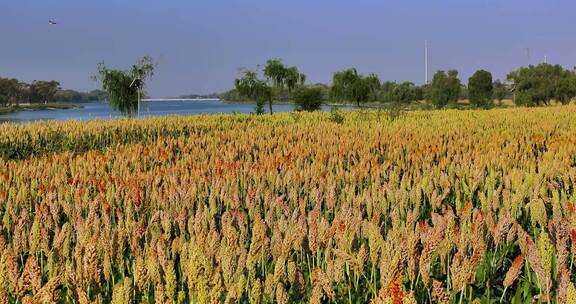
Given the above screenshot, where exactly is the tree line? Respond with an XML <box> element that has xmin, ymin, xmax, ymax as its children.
<box><xmin>233</xmin><ymin>59</ymin><xmax>306</xmax><ymax>114</ymax></box>
<box><xmin>6</xmin><ymin>58</ymin><xmax>575</xmax><ymax>115</ymax></box>
<box><xmin>227</xmin><ymin>60</ymin><xmax>576</xmax><ymax>112</ymax></box>
<box><xmin>0</xmin><ymin>77</ymin><xmax>107</xmax><ymax>107</ymax></box>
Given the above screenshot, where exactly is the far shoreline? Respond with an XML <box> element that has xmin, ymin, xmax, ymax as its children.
<box><xmin>0</xmin><ymin>102</ymin><xmax>82</xmax><ymax>114</ymax></box>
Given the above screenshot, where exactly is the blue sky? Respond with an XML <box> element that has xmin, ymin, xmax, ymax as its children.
<box><xmin>1</xmin><ymin>0</ymin><xmax>574</xmax><ymax>97</ymax></box>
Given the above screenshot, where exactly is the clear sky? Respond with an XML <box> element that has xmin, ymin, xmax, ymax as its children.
<box><xmin>1</xmin><ymin>0</ymin><xmax>574</xmax><ymax>97</ymax></box>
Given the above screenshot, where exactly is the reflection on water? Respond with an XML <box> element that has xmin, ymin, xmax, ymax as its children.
<box><xmin>0</xmin><ymin>100</ymin><xmax>352</xmax><ymax>123</ymax></box>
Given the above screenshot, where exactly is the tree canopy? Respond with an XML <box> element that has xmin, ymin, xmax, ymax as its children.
<box><xmin>330</xmin><ymin>68</ymin><xmax>380</xmax><ymax>106</ymax></box>
<box><xmin>468</xmin><ymin>70</ymin><xmax>493</xmax><ymax>108</ymax></box>
<box><xmin>29</xmin><ymin>81</ymin><xmax>61</xmax><ymax>104</ymax></box>
<box><xmin>227</xmin><ymin>63</ymin><xmax>576</xmax><ymax>109</ymax></box>
<box><xmin>95</xmin><ymin>56</ymin><xmax>155</xmax><ymax>116</ymax></box>
<box><xmin>234</xmin><ymin>59</ymin><xmax>306</xmax><ymax>114</ymax></box>
<box><xmin>234</xmin><ymin>69</ymin><xmax>271</xmax><ymax>114</ymax></box>
<box><xmin>0</xmin><ymin>79</ymin><xmax>61</xmax><ymax>106</ymax></box>
<box><xmin>0</xmin><ymin>78</ymin><xmax>21</xmax><ymax>106</ymax></box>
<box><xmin>428</xmin><ymin>70</ymin><xmax>461</xmax><ymax>108</ymax></box>
<box><xmin>507</xmin><ymin>63</ymin><xmax>576</xmax><ymax>106</ymax></box>
<box><xmin>492</xmin><ymin>80</ymin><xmax>509</xmax><ymax>103</ymax></box>
<box><xmin>0</xmin><ymin>76</ymin><xmax>104</xmax><ymax>107</ymax></box>
<box><xmin>392</xmin><ymin>82</ymin><xmax>420</xmax><ymax>104</ymax></box>
<box><xmin>293</xmin><ymin>86</ymin><xmax>323</xmax><ymax>112</ymax></box>
<box><xmin>262</xmin><ymin>59</ymin><xmax>305</xmax><ymax>114</ymax></box>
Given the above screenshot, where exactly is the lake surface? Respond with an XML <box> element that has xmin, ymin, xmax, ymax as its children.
<box><xmin>0</xmin><ymin>100</ymin><xmax>353</xmax><ymax>123</ymax></box>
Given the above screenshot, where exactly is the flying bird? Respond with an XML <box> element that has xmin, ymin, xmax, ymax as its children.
<box><xmin>49</xmin><ymin>20</ymin><xmax>57</xmax><ymax>25</ymax></box>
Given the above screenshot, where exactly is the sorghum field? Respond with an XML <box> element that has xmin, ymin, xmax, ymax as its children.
<box><xmin>1</xmin><ymin>107</ymin><xmax>576</xmax><ymax>304</ymax></box>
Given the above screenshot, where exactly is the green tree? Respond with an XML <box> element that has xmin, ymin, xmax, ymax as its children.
<box><xmin>379</xmin><ymin>81</ymin><xmax>396</xmax><ymax>103</ymax></box>
<box><xmin>16</xmin><ymin>81</ymin><xmax>30</xmax><ymax>105</ymax></box>
<box><xmin>391</xmin><ymin>81</ymin><xmax>418</xmax><ymax>103</ymax></box>
<box><xmin>234</xmin><ymin>69</ymin><xmax>271</xmax><ymax>114</ymax></box>
<box><xmin>53</xmin><ymin>89</ymin><xmax>107</xmax><ymax>103</ymax></box>
<box><xmin>428</xmin><ymin>70</ymin><xmax>461</xmax><ymax>108</ymax></box>
<box><xmin>364</xmin><ymin>74</ymin><xmax>381</xmax><ymax>102</ymax></box>
<box><xmin>330</xmin><ymin>68</ymin><xmax>380</xmax><ymax>107</ymax></box>
<box><xmin>55</xmin><ymin>90</ymin><xmax>83</xmax><ymax>103</ymax></box>
<box><xmin>507</xmin><ymin>63</ymin><xmax>576</xmax><ymax>106</ymax></box>
<box><xmin>293</xmin><ymin>86</ymin><xmax>323</xmax><ymax>111</ymax></box>
<box><xmin>219</xmin><ymin>89</ymin><xmax>250</xmax><ymax>102</ymax></box>
<box><xmin>468</xmin><ymin>70</ymin><xmax>494</xmax><ymax>108</ymax></box>
<box><xmin>492</xmin><ymin>80</ymin><xmax>509</xmax><ymax>104</ymax></box>
<box><xmin>94</xmin><ymin>56</ymin><xmax>155</xmax><ymax>116</ymax></box>
<box><xmin>263</xmin><ymin>59</ymin><xmax>286</xmax><ymax>89</ymax></box>
<box><xmin>29</xmin><ymin>80</ymin><xmax>61</xmax><ymax>104</ymax></box>
<box><xmin>85</xmin><ymin>90</ymin><xmax>108</xmax><ymax>102</ymax></box>
<box><xmin>263</xmin><ymin>59</ymin><xmax>306</xmax><ymax>114</ymax></box>
<box><xmin>446</xmin><ymin>70</ymin><xmax>462</xmax><ymax>102</ymax></box>
<box><xmin>413</xmin><ymin>85</ymin><xmax>424</xmax><ymax>101</ymax></box>
<box><xmin>459</xmin><ymin>84</ymin><xmax>468</xmax><ymax>101</ymax></box>
<box><xmin>0</xmin><ymin>78</ymin><xmax>21</xmax><ymax>106</ymax></box>
<box><xmin>284</xmin><ymin>66</ymin><xmax>306</xmax><ymax>93</ymax></box>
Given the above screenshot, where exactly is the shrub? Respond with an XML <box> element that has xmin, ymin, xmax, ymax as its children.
<box><xmin>328</xmin><ymin>106</ymin><xmax>345</xmax><ymax>123</ymax></box>
<box><xmin>293</xmin><ymin>86</ymin><xmax>324</xmax><ymax>112</ymax></box>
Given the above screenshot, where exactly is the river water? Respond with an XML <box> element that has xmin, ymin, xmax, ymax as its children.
<box><xmin>0</xmin><ymin>100</ymin><xmax>352</xmax><ymax>123</ymax></box>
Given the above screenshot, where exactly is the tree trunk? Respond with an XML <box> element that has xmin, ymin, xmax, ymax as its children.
<box><xmin>269</xmin><ymin>99</ymin><xmax>273</xmax><ymax>114</ymax></box>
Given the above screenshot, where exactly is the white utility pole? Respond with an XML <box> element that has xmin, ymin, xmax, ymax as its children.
<box><xmin>425</xmin><ymin>40</ymin><xmax>429</xmax><ymax>84</ymax></box>
<box><xmin>544</xmin><ymin>55</ymin><xmax>548</xmax><ymax>64</ymax></box>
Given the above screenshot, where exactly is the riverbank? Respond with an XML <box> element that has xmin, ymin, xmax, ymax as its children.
<box><xmin>0</xmin><ymin>102</ymin><xmax>81</xmax><ymax>114</ymax></box>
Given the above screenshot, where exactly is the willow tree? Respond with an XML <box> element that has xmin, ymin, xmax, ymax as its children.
<box><xmin>284</xmin><ymin>66</ymin><xmax>306</xmax><ymax>92</ymax></box>
<box><xmin>94</xmin><ymin>56</ymin><xmax>155</xmax><ymax>117</ymax></box>
<box><xmin>263</xmin><ymin>59</ymin><xmax>286</xmax><ymax>89</ymax></box>
<box><xmin>330</xmin><ymin>68</ymin><xmax>380</xmax><ymax>107</ymax></box>
<box><xmin>234</xmin><ymin>68</ymin><xmax>271</xmax><ymax>114</ymax></box>
<box><xmin>263</xmin><ymin>59</ymin><xmax>306</xmax><ymax>114</ymax></box>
